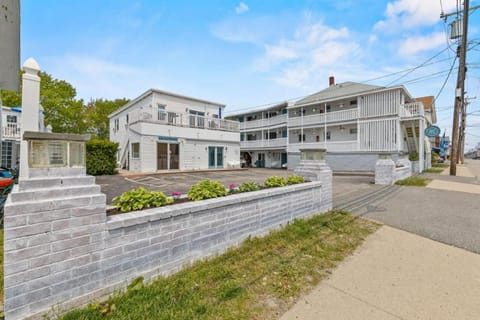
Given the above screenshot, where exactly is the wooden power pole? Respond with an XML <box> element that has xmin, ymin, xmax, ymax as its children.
<box><xmin>450</xmin><ymin>0</ymin><xmax>469</xmax><ymax>176</ymax></box>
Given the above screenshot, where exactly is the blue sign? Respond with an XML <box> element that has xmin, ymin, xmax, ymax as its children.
<box><xmin>158</xmin><ymin>136</ymin><xmax>178</xmax><ymax>142</ymax></box>
<box><xmin>424</xmin><ymin>125</ymin><xmax>441</xmax><ymax>138</ymax></box>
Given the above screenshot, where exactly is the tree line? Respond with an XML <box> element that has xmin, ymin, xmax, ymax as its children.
<box><xmin>0</xmin><ymin>71</ymin><xmax>129</xmax><ymax>140</ymax></box>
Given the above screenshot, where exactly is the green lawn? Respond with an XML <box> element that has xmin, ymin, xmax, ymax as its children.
<box><xmin>61</xmin><ymin>212</ymin><xmax>379</xmax><ymax>320</ymax></box>
<box><xmin>432</xmin><ymin>163</ymin><xmax>449</xmax><ymax>168</ymax></box>
<box><xmin>424</xmin><ymin>168</ymin><xmax>445</xmax><ymax>174</ymax></box>
<box><xmin>395</xmin><ymin>176</ymin><xmax>431</xmax><ymax>187</ymax></box>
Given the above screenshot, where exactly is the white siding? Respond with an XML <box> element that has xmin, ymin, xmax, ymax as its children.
<box><xmin>140</xmin><ymin>136</ymin><xmax>157</xmax><ymax>172</ymax></box>
<box><xmin>359</xmin><ymin>90</ymin><xmax>400</xmax><ymax>118</ymax></box>
<box><xmin>359</xmin><ymin>118</ymin><xmax>398</xmax><ymax>151</ymax></box>
<box><xmin>181</xmin><ymin>140</ymin><xmax>240</xmax><ymax>170</ymax></box>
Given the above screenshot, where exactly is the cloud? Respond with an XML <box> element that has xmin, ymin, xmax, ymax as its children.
<box><xmin>235</xmin><ymin>2</ymin><xmax>249</xmax><ymax>14</ymax></box>
<box><xmin>374</xmin><ymin>0</ymin><xmax>457</xmax><ymax>32</ymax></box>
<box><xmin>211</xmin><ymin>15</ymin><xmax>281</xmax><ymax>44</ymax></box>
<box><xmin>398</xmin><ymin>32</ymin><xmax>446</xmax><ymax>55</ymax></box>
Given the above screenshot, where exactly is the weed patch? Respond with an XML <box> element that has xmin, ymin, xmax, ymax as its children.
<box><xmin>395</xmin><ymin>176</ymin><xmax>430</xmax><ymax>187</ymax></box>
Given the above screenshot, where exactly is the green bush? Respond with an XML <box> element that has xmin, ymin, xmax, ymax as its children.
<box><xmin>408</xmin><ymin>152</ymin><xmax>419</xmax><ymax>161</ymax></box>
<box><xmin>112</xmin><ymin>187</ymin><xmax>173</xmax><ymax>212</ymax></box>
<box><xmin>264</xmin><ymin>176</ymin><xmax>287</xmax><ymax>188</ymax></box>
<box><xmin>86</xmin><ymin>139</ymin><xmax>119</xmax><ymax>175</ymax></box>
<box><xmin>238</xmin><ymin>181</ymin><xmax>261</xmax><ymax>192</ymax></box>
<box><xmin>188</xmin><ymin>180</ymin><xmax>227</xmax><ymax>201</ymax></box>
<box><xmin>286</xmin><ymin>175</ymin><xmax>305</xmax><ymax>185</ymax></box>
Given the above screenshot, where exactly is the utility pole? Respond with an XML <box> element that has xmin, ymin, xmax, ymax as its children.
<box><xmin>449</xmin><ymin>0</ymin><xmax>469</xmax><ymax>176</ymax></box>
<box><xmin>458</xmin><ymin>96</ymin><xmax>475</xmax><ymax>164</ymax></box>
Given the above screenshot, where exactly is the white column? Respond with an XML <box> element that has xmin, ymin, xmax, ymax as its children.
<box><xmin>19</xmin><ymin>58</ymin><xmax>41</xmax><ymax>178</ymax></box>
<box><xmin>419</xmin><ymin>119</ymin><xmax>425</xmax><ymax>172</ymax></box>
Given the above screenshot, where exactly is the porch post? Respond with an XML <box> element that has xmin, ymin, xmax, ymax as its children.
<box><xmin>419</xmin><ymin>119</ymin><xmax>425</xmax><ymax>172</ymax></box>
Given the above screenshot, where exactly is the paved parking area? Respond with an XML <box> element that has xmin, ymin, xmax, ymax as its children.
<box><xmin>95</xmin><ymin>169</ymin><xmax>375</xmax><ymax>204</ymax></box>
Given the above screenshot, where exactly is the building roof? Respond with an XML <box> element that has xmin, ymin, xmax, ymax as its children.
<box><xmin>109</xmin><ymin>88</ymin><xmax>226</xmax><ymax>118</ymax></box>
<box><xmin>225</xmin><ymin>101</ymin><xmax>289</xmax><ymax>118</ymax></box>
<box><xmin>294</xmin><ymin>82</ymin><xmax>385</xmax><ymax>106</ymax></box>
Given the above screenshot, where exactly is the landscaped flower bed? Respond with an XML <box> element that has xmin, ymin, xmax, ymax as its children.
<box><xmin>107</xmin><ymin>175</ymin><xmax>306</xmax><ymax>215</ymax></box>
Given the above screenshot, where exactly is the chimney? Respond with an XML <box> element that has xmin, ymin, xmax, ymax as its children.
<box><xmin>329</xmin><ymin>76</ymin><xmax>335</xmax><ymax>87</ymax></box>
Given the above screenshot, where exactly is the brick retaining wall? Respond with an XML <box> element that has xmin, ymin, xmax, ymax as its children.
<box><xmin>4</xmin><ymin>178</ymin><xmax>330</xmax><ymax>319</ymax></box>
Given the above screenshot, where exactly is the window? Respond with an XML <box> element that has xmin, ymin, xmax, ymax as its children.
<box><xmin>350</xmin><ymin>100</ymin><xmax>357</xmax><ymax>105</ymax></box>
<box><xmin>326</xmin><ymin>105</ymin><xmax>331</xmax><ymax>112</ymax></box>
<box><xmin>131</xmin><ymin>143</ymin><xmax>140</xmax><ymax>159</ymax></box>
<box><xmin>298</xmin><ymin>134</ymin><xmax>306</xmax><ymax>142</ymax></box>
<box><xmin>350</xmin><ymin>128</ymin><xmax>358</xmax><ymax>134</ymax></box>
<box><xmin>326</xmin><ymin>131</ymin><xmax>331</xmax><ymax>140</ymax></box>
<box><xmin>6</xmin><ymin>115</ymin><xmax>17</xmax><ymax>123</ymax></box>
<box><xmin>114</xmin><ymin>119</ymin><xmax>119</xmax><ymax>131</ymax></box>
<box><xmin>158</xmin><ymin>104</ymin><xmax>166</xmax><ymax>121</ymax></box>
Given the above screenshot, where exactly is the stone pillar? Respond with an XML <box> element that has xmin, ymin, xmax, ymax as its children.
<box><xmin>4</xmin><ymin>132</ymin><xmax>106</xmax><ymax>320</ymax></box>
<box><xmin>19</xmin><ymin>58</ymin><xmax>41</xmax><ymax>178</ymax></box>
<box><xmin>294</xmin><ymin>148</ymin><xmax>332</xmax><ymax>212</ymax></box>
<box><xmin>375</xmin><ymin>153</ymin><xmax>395</xmax><ymax>185</ymax></box>
<box><xmin>396</xmin><ymin>152</ymin><xmax>412</xmax><ymax>169</ymax></box>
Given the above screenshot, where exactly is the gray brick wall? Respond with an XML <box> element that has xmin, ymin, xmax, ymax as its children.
<box><xmin>375</xmin><ymin>158</ymin><xmax>412</xmax><ymax>185</ymax></box>
<box><xmin>4</xmin><ymin>173</ymin><xmax>330</xmax><ymax>319</ymax></box>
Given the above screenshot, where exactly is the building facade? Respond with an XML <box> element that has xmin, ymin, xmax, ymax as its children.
<box><xmin>109</xmin><ymin>89</ymin><xmax>240</xmax><ymax>173</ymax></box>
<box><xmin>0</xmin><ymin>106</ymin><xmax>21</xmax><ymax>169</ymax></box>
<box><xmin>227</xmin><ymin>78</ymin><xmax>436</xmax><ymax>172</ymax></box>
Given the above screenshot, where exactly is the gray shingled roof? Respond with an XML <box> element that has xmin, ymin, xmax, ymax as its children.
<box><xmin>294</xmin><ymin>82</ymin><xmax>385</xmax><ymax>106</ymax></box>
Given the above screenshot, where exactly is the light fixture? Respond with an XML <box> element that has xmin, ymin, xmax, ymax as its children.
<box><xmin>339</xmin><ymin>126</ymin><xmax>345</xmax><ymax>132</ymax></box>
<box><xmin>312</xmin><ymin>108</ymin><xmax>316</xmax><ymax>112</ymax></box>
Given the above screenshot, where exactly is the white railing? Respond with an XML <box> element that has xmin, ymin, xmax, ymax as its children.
<box><xmin>400</xmin><ymin>102</ymin><xmax>424</xmax><ymax>119</ymax></box>
<box><xmin>240</xmin><ymin>114</ymin><xmax>287</xmax><ymax>130</ymax></box>
<box><xmin>3</xmin><ymin>122</ymin><xmax>21</xmax><ymax>139</ymax></box>
<box><xmin>131</xmin><ymin>110</ymin><xmax>239</xmax><ymax>132</ymax></box>
<box><xmin>288</xmin><ymin>108</ymin><xmax>358</xmax><ymax>127</ymax></box>
<box><xmin>288</xmin><ymin>140</ymin><xmax>358</xmax><ymax>153</ymax></box>
<box><xmin>240</xmin><ymin>137</ymin><xmax>287</xmax><ymax>149</ymax></box>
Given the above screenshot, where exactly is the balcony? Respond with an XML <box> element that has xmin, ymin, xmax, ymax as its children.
<box><xmin>240</xmin><ymin>137</ymin><xmax>287</xmax><ymax>149</ymax></box>
<box><xmin>289</xmin><ymin>108</ymin><xmax>358</xmax><ymax>127</ymax></box>
<box><xmin>130</xmin><ymin>110</ymin><xmax>239</xmax><ymax>132</ymax></box>
<box><xmin>400</xmin><ymin>102</ymin><xmax>424</xmax><ymax>119</ymax></box>
<box><xmin>3</xmin><ymin>122</ymin><xmax>21</xmax><ymax>139</ymax></box>
<box><xmin>288</xmin><ymin>140</ymin><xmax>358</xmax><ymax>153</ymax></box>
<box><xmin>240</xmin><ymin>114</ymin><xmax>287</xmax><ymax>130</ymax></box>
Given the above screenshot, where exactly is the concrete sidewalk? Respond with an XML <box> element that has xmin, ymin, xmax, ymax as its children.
<box><xmin>281</xmin><ymin>226</ymin><xmax>480</xmax><ymax>320</ymax></box>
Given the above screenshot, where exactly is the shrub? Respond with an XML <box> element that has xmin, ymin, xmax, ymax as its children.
<box><xmin>264</xmin><ymin>176</ymin><xmax>287</xmax><ymax>188</ymax></box>
<box><xmin>238</xmin><ymin>181</ymin><xmax>261</xmax><ymax>192</ymax></box>
<box><xmin>408</xmin><ymin>152</ymin><xmax>419</xmax><ymax>161</ymax></box>
<box><xmin>112</xmin><ymin>187</ymin><xmax>173</xmax><ymax>212</ymax></box>
<box><xmin>286</xmin><ymin>175</ymin><xmax>305</xmax><ymax>185</ymax></box>
<box><xmin>188</xmin><ymin>180</ymin><xmax>227</xmax><ymax>201</ymax></box>
<box><xmin>86</xmin><ymin>139</ymin><xmax>119</xmax><ymax>175</ymax></box>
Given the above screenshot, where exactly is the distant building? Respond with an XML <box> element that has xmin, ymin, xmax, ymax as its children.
<box><xmin>0</xmin><ymin>106</ymin><xmax>22</xmax><ymax>169</ymax></box>
<box><xmin>109</xmin><ymin>89</ymin><xmax>240</xmax><ymax>173</ymax></box>
<box><xmin>226</xmin><ymin>77</ymin><xmax>437</xmax><ymax>172</ymax></box>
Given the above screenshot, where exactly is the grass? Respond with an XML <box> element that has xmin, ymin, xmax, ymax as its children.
<box><xmin>395</xmin><ymin>176</ymin><xmax>431</xmax><ymax>187</ymax></box>
<box><xmin>60</xmin><ymin>212</ymin><xmax>379</xmax><ymax>320</ymax></box>
<box><xmin>424</xmin><ymin>168</ymin><xmax>445</xmax><ymax>174</ymax></box>
<box><xmin>432</xmin><ymin>163</ymin><xmax>449</xmax><ymax>168</ymax></box>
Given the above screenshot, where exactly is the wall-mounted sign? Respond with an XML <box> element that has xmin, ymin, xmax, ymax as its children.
<box><xmin>424</xmin><ymin>125</ymin><xmax>441</xmax><ymax>138</ymax></box>
<box><xmin>158</xmin><ymin>136</ymin><xmax>178</xmax><ymax>142</ymax></box>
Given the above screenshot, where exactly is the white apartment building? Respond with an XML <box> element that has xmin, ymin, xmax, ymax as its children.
<box><xmin>226</xmin><ymin>78</ymin><xmax>436</xmax><ymax>172</ymax></box>
<box><xmin>0</xmin><ymin>106</ymin><xmax>22</xmax><ymax>169</ymax></box>
<box><xmin>109</xmin><ymin>89</ymin><xmax>240</xmax><ymax>173</ymax></box>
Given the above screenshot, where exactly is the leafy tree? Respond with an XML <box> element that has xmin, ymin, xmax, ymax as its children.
<box><xmin>86</xmin><ymin>98</ymin><xmax>129</xmax><ymax>140</ymax></box>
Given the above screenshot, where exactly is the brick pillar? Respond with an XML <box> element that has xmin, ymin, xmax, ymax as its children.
<box><xmin>294</xmin><ymin>148</ymin><xmax>332</xmax><ymax>212</ymax></box>
<box><xmin>375</xmin><ymin>153</ymin><xmax>396</xmax><ymax>185</ymax></box>
<box><xmin>4</xmin><ymin>133</ymin><xmax>107</xmax><ymax>320</ymax></box>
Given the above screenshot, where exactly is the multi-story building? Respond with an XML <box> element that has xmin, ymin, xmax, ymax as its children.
<box><xmin>109</xmin><ymin>89</ymin><xmax>240</xmax><ymax>173</ymax></box>
<box><xmin>227</xmin><ymin>77</ymin><xmax>436</xmax><ymax>172</ymax></box>
<box><xmin>0</xmin><ymin>106</ymin><xmax>22</xmax><ymax>169</ymax></box>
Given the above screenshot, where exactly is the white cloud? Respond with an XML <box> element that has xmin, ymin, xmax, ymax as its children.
<box><xmin>375</xmin><ymin>0</ymin><xmax>457</xmax><ymax>32</ymax></box>
<box><xmin>235</xmin><ymin>2</ymin><xmax>249</xmax><ymax>14</ymax></box>
<box><xmin>398</xmin><ymin>32</ymin><xmax>446</xmax><ymax>55</ymax></box>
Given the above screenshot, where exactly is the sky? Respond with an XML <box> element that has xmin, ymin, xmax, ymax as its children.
<box><xmin>20</xmin><ymin>0</ymin><xmax>480</xmax><ymax>150</ymax></box>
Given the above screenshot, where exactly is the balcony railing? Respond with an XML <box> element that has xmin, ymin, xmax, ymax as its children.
<box><xmin>288</xmin><ymin>140</ymin><xmax>358</xmax><ymax>153</ymax></box>
<box><xmin>240</xmin><ymin>137</ymin><xmax>287</xmax><ymax>149</ymax></box>
<box><xmin>400</xmin><ymin>102</ymin><xmax>424</xmax><ymax>119</ymax></box>
<box><xmin>240</xmin><ymin>114</ymin><xmax>287</xmax><ymax>130</ymax></box>
<box><xmin>130</xmin><ymin>110</ymin><xmax>240</xmax><ymax>132</ymax></box>
<box><xmin>3</xmin><ymin>122</ymin><xmax>21</xmax><ymax>139</ymax></box>
<box><xmin>288</xmin><ymin>108</ymin><xmax>358</xmax><ymax>127</ymax></box>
